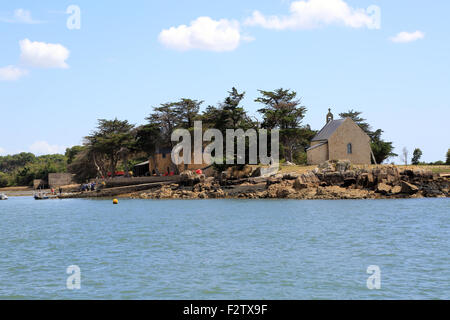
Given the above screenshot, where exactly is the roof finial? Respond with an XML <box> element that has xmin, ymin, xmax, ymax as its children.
<box><xmin>326</xmin><ymin>108</ymin><xmax>334</xmax><ymax>124</ymax></box>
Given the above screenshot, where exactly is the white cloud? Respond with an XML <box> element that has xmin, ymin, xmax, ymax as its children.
<box><xmin>159</xmin><ymin>16</ymin><xmax>248</xmax><ymax>52</ymax></box>
<box><xmin>0</xmin><ymin>65</ymin><xmax>28</xmax><ymax>81</ymax></box>
<box><xmin>29</xmin><ymin>141</ymin><xmax>66</xmax><ymax>155</ymax></box>
<box><xmin>20</xmin><ymin>38</ymin><xmax>70</xmax><ymax>69</ymax></box>
<box><xmin>0</xmin><ymin>147</ymin><xmax>6</xmax><ymax>156</ymax></box>
<box><xmin>390</xmin><ymin>31</ymin><xmax>424</xmax><ymax>43</ymax></box>
<box><xmin>0</xmin><ymin>9</ymin><xmax>44</xmax><ymax>24</ymax></box>
<box><xmin>244</xmin><ymin>0</ymin><xmax>375</xmax><ymax>30</ymax></box>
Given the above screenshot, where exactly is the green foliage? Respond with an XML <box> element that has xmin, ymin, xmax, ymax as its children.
<box><xmin>13</xmin><ymin>154</ymin><xmax>67</xmax><ymax>186</ymax></box>
<box><xmin>370</xmin><ymin>129</ymin><xmax>398</xmax><ymax>164</ymax></box>
<box><xmin>65</xmin><ymin>145</ymin><xmax>85</xmax><ymax>164</ymax></box>
<box><xmin>84</xmin><ymin>118</ymin><xmax>135</xmax><ymax>176</ymax></box>
<box><xmin>0</xmin><ymin>172</ymin><xmax>9</xmax><ymax>187</ymax></box>
<box><xmin>411</xmin><ymin>148</ymin><xmax>423</xmax><ymax>165</ymax></box>
<box><xmin>256</xmin><ymin>88</ymin><xmax>306</xmax><ymax>130</ymax></box>
<box><xmin>255</xmin><ymin>88</ymin><xmax>312</xmax><ymax>162</ymax></box>
<box><xmin>0</xmin><ymin>152</ymin><xmax>36</xmax><ymax>173</ymax></box>
<box><xmin>446</xmin><ymin>149</ymin><xmax>450</xmax><ymax>165</ymax></box>
<box><xmin>67</xmin><ymin>148</ymin><xmax>100</xmax><ymax>183</ymax></box>
<box><xmin>202</xmin><ymin>87</ymin><xmax>254</xmax><ymax>132</ymax></box>
<box><xmin>133</xmin><ymin>123</ymin><xmax>161</xmax><ymax>156</ymax></box>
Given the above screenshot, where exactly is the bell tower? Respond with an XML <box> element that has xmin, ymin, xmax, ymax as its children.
<box><xmin>326</xmin><ymin>108</ymin><xmax>334</xmax><ymax>124</ymax></box>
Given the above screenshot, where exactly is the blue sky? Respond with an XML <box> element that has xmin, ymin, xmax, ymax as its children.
<box><xmin>0</xmin><ymin>0</ymin><xmax>449</xmax><ymax>163</ymax></box>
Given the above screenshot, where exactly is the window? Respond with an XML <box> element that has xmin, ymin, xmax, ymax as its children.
<box><xmin>347</xmin><ymin>143</ymin><xmax>352</xmax><ymax>154</ymax></box>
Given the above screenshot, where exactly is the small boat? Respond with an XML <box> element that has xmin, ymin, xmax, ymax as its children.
<box><xmin>34</xmin><ymin>192</ymin><xmax>49</xmax><ymax>200</ymax></box>
<box><xmin>0</xmin><ymin>193</ymin><xmax>8</xmax><ymax>200</ymax></box>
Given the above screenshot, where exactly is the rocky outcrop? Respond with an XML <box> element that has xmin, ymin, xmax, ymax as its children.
<box><xmin>111</xmin><ymin>161</ymin><xmax>450</xmax><ymax>200</ymax></box>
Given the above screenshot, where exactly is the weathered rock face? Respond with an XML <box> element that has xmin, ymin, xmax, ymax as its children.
<box><xmin>376</xmin><ymin>182</ymin><xmax>391</xmax><ymax>195</ymax></box>
<box><xmin>400</xmin><ymin>181</ymin><xmax>419</xmax><ymax>195</ymax></box>
<box><xmin>132</xmin><ymin>164</ymin><xmax>449</xmax><ymax>200</ymax></box>
<box><xmin>179</xmin><ymin>171</ymin><xmax>205</xmax><ymax>186</ymax></box>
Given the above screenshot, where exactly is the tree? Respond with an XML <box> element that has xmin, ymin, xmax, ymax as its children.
<box><xmin>446</xmin><ymin>149</ymin><xmax>450</xmax><ymax>165</ymax></box>
<box><xmin>84</xmin><ymin>118</ymin><xmax>135</xmax><ymax>177</ymax></box>
<box><xmin>173</xmin><ymin>98</ymin><xmax>203</xmax><ymax>129</ymax></box>
<box><xmin>65</xmin><ymin>146</ymin><xmax>84</xmax><ymax>164</ymax></box>
<box><xmin>68</xmin><ymin>148</ymin><xmax>106</xmax><ymax>182</ymax></box>
<box><xmin>370</xmin><ymin>129</ymin><xmax>397</xmax><ymax>164</ymax></box>
<box><xmin>0</xmin><ymin>172</ymin><xmax>9</xmax><ymax>187</ymax></box>
<box><xmin>256</xmin><ymin>88</ymin><xmax>306</xmax><ymax>130</ymax></box>
<box><xmin>411</xmin><ymin>148</ymin><xmax>422</xmax><ymax>165</ymax></box>
<box><xmin>401</xmin><ymin>147</ymin><xmax>409</xmax><ymax>165</ymax></box>
<box><xmin>255</xmin><ymin>88</ymin><xmax>310</xmax><ymax>162</ymax></box>
<box><xmin>339</xmin><ymin>110</ymin><xmax>371</xmax><ymax>134</ymax></box>
<box><xmin>133</xmin><ymin>124</ymin><xmax>161</xmax><ymax>157</ymax></box>
<box><xmin>339</xmin><ymin>110</ymin><xmax>397</xmax><ymax>164</ymax></box>
<box><xmin>202</xmin><ymin>87</ymin><xmax>253</xmax><ymax>132</ymax></box>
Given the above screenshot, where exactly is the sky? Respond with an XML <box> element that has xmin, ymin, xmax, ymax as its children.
<box><xmin>0</xmin><ymin>0</ymin><xmax>449</xmax><ymax>163</ymax></box>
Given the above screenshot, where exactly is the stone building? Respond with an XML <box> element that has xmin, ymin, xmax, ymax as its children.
<box><xmin>306</xmin><ymin>109</ymin><xmax>372</xmax><ymax>165</ymax></box>
<box><xmin>147</xmin><ymin>147</ymin><xmax>208</xmax><ymax>175</ymax></box>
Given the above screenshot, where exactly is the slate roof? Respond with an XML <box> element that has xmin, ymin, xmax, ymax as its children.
<box><xmin>311</xmin><ymin>119</ymin><xmax>345</xmax><ymax>142</ymax></box>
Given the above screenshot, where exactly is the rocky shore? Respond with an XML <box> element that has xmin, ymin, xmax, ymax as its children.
<box><xmin>128</xmin><ymin>161</ymin><xmax>449</xmax><ymax>200</ymax></box>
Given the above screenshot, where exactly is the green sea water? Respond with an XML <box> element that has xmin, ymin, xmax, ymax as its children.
<box><xmin>0</xmin><ymin>197</ymin><xmax>448</xmax><ymax>299</ymax></box>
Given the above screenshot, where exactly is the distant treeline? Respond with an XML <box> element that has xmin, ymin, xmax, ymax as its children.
<box><xmin>0</xmin><ymin>153</ymin><xmax>67</xmax><ymax>187</ymax></box>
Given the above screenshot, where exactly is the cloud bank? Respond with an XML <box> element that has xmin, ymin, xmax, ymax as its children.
<box><xmin>159</xmin><ymin>16</ymin><xmax>248</xmax><ymax>52</ymax></box>
<box><xmin>390</xmin><ymin>31</ymin><xmax>424</xmax><ymax>43</ymax></box>
<box><xmin>0</xmin><ymin>9</ymin><xmax>44</xmax><ymax>24</ymax></box>
<box><xmin>244</xmin><ymin>0</ymin><xmax>376</xmax><ymax>30</ymax></box>
<box><xmin>20</xmin><ymin>39</ymin><xmax>70</xmax><ymax>69</ymax></box>
<box><xmin>0</xmin><ymin>65</ymin><xmax>28</xmax><ymax>81</ymax></box>
<box><xmin>29</xmin><ymin>141</ymin><xmax>66</xmax><ymax>155</ymax></box>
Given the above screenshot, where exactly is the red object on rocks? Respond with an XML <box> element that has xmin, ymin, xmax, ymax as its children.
<box><xmin>195</xmin><ymin>169</ymin><xmax>203</xmax><ymax>175</ymax></box>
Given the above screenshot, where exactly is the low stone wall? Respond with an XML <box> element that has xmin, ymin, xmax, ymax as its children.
<box><xmin>48</xmin><ymin>173</ymin><xmax>75</xmax><ymax>188</ymax></box>
<box><xmin>60</xmin><ymin>182</ymin><xmax>173</xmax><ymax>199</ymax></box>
<box><xmin>104</xmin><ymin>176</ymin><xmax>178</xmax><ymax>188</ymax></box>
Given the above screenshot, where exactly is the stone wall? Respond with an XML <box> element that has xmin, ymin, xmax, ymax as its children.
<box><xmin>307</xmin><ymin>142</ymin><xmax>329</xmax><ymax>165</ymax></box>
<box><xmin>327</xmin><ymin>118</ymin><xmax>371</xmax><ymax>164</ymax></box>
<box><xmin>48</xmin><ymin>173</ymin><xmax>75</xmax><ymax>188</ymax></box>
<box><xmin>33</xmin><ymin>179</ymin><xmax>47</xmax><ymax>189</ymax></box>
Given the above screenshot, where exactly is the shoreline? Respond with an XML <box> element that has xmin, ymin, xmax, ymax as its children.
<box><xmin>60</xmin><ymin>163</ymin><xmax>450</xmax><ymax>201</ymax></box>
<box><xmin>3</xmin><ymin>163</ymin><xmax>449</xmax><ymax>201</ymax></box>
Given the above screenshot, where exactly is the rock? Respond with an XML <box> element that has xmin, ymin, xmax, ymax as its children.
<box><xmin>179</xmin><ymin>170</ymin><xmax>204</xmax><ymax>186</ymax></box>
<box><xmin>335</xmin><ymin>160</ymin><xmax>351</xmax><ymax>172</ymax></box>
<box><xmin>234</xmin><ymin>165</ymin><xmax>253</xmax><ymax>179</ymax></box>
<box><xmin>400</xmin><ymin>181</ymin><xmax>419</xmax><ymax>194</ymax></box>
<box><xmin>251</xmin><ymin>167</ymin><xmax>262</xmax><ymax>177</ymax></box>
<box><xmin>318</xmin><ymin>160</ymin><xmax>336</xmax><ymax>172</ymax></box>
<box><xmin>293</xmin><ymin>179</ymin><xmax>308</xmax><ymax>190</ymax></box>
<box><xmin>282</xmin><ymin>173</ymin><xmax>300</xmax><ymax>180</ymax></box>
<box><xmin>391</xmin><ymin>185</ymin><xmax>402</xmax><ymax>194</ymax></box>
<box><xmin>283</xmin><ymin>161</ymin><xmax>295</xmax><ymax>166</ymax></box>
<box><xmin>376</xmin><ymin>182</ymin><xmax>391</xmax><ymax>195</ymax></box>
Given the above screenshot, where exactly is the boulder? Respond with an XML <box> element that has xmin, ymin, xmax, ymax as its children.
<box><xmin>400</xmin><ymin>181</ymin><xmax>419</xmax><ymax>194</ymax></box>
<box><xmin>376</xmin><ymin>182</ymin><xmax>391</xmax><ymax>195</ymax></box>
<box><xmin>391</xmin><ymin>185</ymin><xmax>402</xmax><ymax>194</ymax></box>
<box><xmin>335</xmin><ymin>160</ymin><xmax>351</xmax><ymax>172</ymax></box>
<box><xmin>318</xmin><ymin>160</ymin><xmax>336</xmax><ymax>172</ymax></box>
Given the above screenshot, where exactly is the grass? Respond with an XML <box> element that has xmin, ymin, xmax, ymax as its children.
<box><xmin>263</xmin><ymin>164</ymin><xmax>450</xmax><ymax>175</ymax></box>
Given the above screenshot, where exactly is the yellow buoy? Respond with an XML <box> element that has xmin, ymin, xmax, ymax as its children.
<box><xmin>113</xmin><ymin>199</ymin><xmax>118</xmax><ymax>204</ymax></box>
